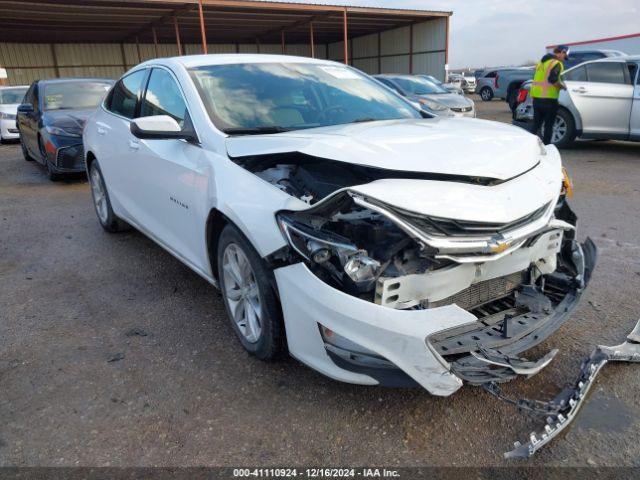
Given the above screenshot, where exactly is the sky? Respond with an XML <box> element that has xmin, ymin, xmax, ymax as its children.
<box><xmin>272</xmin><ymin>0</ymin><xmax>639</xmax><ymax>68</ymax></box>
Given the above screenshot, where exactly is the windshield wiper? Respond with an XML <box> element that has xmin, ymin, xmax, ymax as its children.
<box><xmin>223</xmin><ymin>126</ymin><xmax>292</xmax><ymax>135</ymax></box>
<box><xmin>349</xmin><ymin>117</ymin><xmax>378</xmax><ymax>124</ymax></box>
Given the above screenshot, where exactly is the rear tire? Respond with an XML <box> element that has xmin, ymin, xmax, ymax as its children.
<box><xmin>217</xmin><ymin>223</ymin><xmax>284</xmax><ymax>361</ymax></box>
<box><xmin>88</xmin><ymin>160</ymin><xmax>130</xmax><ymax>233</ymax></box>
<box><xmin>480</xmin><ymin>87</ymin><xmax>493</xmax><ymax>101</ymax></box>
<box><xmin>546</xmin><ymin>109</ymin><xmax>577</xmax><ymax>148</ymax></box>
<box><xmin>21</xmin><ymin>140</ymin><xmax>34</xmax><ymax>161</ymax></box>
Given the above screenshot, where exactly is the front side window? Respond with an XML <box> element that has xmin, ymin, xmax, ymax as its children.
<box><xmin>563</xmin><ymin>65</ymin><xmax>587</xmax><ymax>82</ymax></box>
<box><xmin>586</xmin><ymin>62</ymin><xmax>627</xmax><ymax>84</ymax></box>
<box><xmin>43</xmin><ymin>81</ymin><xmax>112</xmax><ymax>111</ymax></box>
<box><xmin>141</xmin><ymin>68</ymin><xmax>187</xmax><ymax>127</ymax></box>
<box><xmin>106</xmin><ymin>70</ymin><xmax>147</xmax><ymax>119</ymax></box>
<box><xmin>0</xmin><ymin>87</ymin><xmax>28</xmax><ymax>105</ymax></box>
<box><xmin>189</xmin><ymin>63</ymin><xmax>420</xmax><ymax>133</ymax></box>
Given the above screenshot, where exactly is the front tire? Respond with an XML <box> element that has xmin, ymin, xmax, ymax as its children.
<box><xmin>217</xmin><ymin>224</ymin><xmax>284</xmax><ymax>360</ymax></box>
<box><xmin>46</xmin><ymin>160</ymin><xmax>62</xmax><ymax>182</ymax></box>
<box><xmin>545</xmin><ymin>109</ymin><xmax>577</xmax><ymax>148</ymax></box>
<box><xmin>480</xmin><ymin>87</ymin><xmax>493</xmax><ymax>101</ymax></box>
<box><xmin>21</xmin><ymin>139</ymin><xmax>34</xmax><ymax>161</ymax></box>
<box><xmin>88</xmin><ymin>160</ymin><xmax>130</xmax><ymax>232</ymax></box>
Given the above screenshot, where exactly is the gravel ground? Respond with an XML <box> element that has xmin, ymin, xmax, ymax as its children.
<box><xmin>1</xmin><ymin>97</ymin><xmax>640</xmax><ymax>467</ymax></box>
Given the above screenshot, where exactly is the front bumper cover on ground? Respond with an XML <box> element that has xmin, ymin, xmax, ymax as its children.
<box><xmin>492</xmin><ymin>319</ymin><xmax>640</xmax><ymax>458</ymax></box>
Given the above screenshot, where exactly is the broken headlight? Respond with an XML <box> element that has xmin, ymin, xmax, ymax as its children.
<box><xmin>277</xmin><ymin>212</ymin><xmax>381</xmax><ymax>292</ymax></box>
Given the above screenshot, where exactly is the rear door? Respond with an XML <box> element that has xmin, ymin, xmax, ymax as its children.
<box><xmin>565</xmin><ymin>60</ymin><xmax>634</xmax><ymax>136</ymax></box>
<box><xmin>630</xmin><ymin>62</ymin><xmax>640</xmax><ymax>140</ymax></box>
<box><xmin>94</xmin><ymin>68</ymin><xmax>149</xmax><ymax>220</ymax></box>
<box><xmin>129</xmin><ymin>66</ymin><xmax>207</xmax><ymax>268</ymax></box>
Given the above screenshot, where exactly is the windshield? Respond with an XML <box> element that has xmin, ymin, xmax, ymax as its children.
<box><xmin>0</xmin><ymin>87</ymin><xmax>28</xmax><ymax>105</ymax></box>
<box><xmin>43</xmin><ymin>81</ymin><xmax>112</xmax><ymax>111</ymax></box>
<box><xmin>392</xmin><ymin>76</ymin><xmax>449</xmax><ymax>95</ymax></box>
<box><xmin>189</xmin><ymin>63</ymin><xmax>421</xmax><ymax>133</ymax></box>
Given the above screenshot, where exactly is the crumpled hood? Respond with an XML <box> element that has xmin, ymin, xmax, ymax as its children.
<box><xmin>418</xmin><ymin>93</ymin><xmax>473</xmax><ymax>109</ymax></box>
<box><xmin>44</xmin><ymin>109</ymin><xmax>92</xmax><ymax>135</ymax></box>
<box><xmin>226</xmin><ymin>117</ymin><xmax>541</xmax><ymax>181</ymax></box>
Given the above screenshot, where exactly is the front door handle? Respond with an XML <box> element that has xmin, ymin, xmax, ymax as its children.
<box><xmin>572</xmin><ymin>87</ymin><xmax>587</xmax><ymax>94</ymax></box>
<box><xmin>128</xmin><ymin>140</ymin><xmax>140</xmax><ymax>151</ymax></box>
<box><xmin>97</xmin><ymin>127</ymin><xmax>107</xmax><ymax>135</ymax></box>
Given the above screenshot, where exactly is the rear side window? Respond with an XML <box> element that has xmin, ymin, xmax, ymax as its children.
<box><xmin>141</xmin><ymin>68</ymin><xmax>187</xmax><ymax>127</ymax></box>
<box><xmin>563</xmin><ymin>65</ymin><xmax>587</xmax><ymax>82</ymax></box>
<box><xmin>106</xmin><ymin>69</ymin><xmax>147</xmax><ymax>119</ymax></box>
<box><xmin>586</xmin><ymin>62</ymin><xmax>627</xmax><ymax>84</ymax></box>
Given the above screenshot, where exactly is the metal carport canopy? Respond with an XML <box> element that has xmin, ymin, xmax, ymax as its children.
<box><xmin>0</xmin><ymin>0</ymin><xmax>450</xmax><ymax>63</ymax></box>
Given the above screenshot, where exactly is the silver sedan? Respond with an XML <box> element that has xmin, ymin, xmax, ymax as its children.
<box><xmin>375</xmin><ymin>74</ymin><xmax>476</xmax><ymax>118</ymax></box>
<box><xmin>513</xmin><ymin>55</ymin><xmax>640</xmax><ymax>147</ymax></box>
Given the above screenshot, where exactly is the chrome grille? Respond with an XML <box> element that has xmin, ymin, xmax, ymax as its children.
<box><xmin>389</xmin><ymin>202</ymin><xmax>551</xmax><ymax>238</ymax></box>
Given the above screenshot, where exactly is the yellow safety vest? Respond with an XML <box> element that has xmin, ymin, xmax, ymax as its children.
<box><xmin>531</xmin><ymin>58</ymin><xmax>564</xmax><ymax>99</ymax></box>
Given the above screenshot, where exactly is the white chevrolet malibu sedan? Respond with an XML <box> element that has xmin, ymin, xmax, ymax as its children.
<box><xmin>83</xmin><ymin>54</ymin><xmax>596</xmax><ymax>398</ymax></box>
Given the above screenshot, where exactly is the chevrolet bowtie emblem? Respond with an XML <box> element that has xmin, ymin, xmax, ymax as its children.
<box><xmin>489</xmin><ymin>240</ymin><xmax>510</xmax><ymax>254</ymax></box>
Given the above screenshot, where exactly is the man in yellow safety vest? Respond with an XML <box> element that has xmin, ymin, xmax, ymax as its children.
<box><xmin>530</xmin><ymin>45</ymin><xmax>569</xmax><ymax>144</ymax></box>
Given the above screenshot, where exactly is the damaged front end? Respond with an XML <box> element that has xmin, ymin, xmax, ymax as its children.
<box><xmin>233</xmin><ymin>149</ymin><xmax>639</xmax><ymax>458</ymax></box>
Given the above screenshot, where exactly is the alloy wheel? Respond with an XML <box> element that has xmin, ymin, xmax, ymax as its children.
<box><xmin>90</xmin><ymin>166</ymin><xmax>109</xmax><ymax>224</ymax></box>
<box><xmin>222</xmin><ymin>243</ymin><xmax>263</xmax><ymax>344</ymax></box>
<box><xmin>551</xmin><ymin>115</ymin><xmax>567</xmax><ymax>144</ymax></box>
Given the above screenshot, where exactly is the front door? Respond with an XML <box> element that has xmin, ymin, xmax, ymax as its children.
<box><xmin>17</xmin><ymin>83</ymin><xmax>39</xmax><ymax>156</ymax></box>
<box><xmin>128</xmin><ymin>67</ymin><xmax>208</xmax><ymax>269</ymax></box>
<box><xmin>565</xmin><ymin>61</ymin><xmax>634</xmax><ymax>136</ymax></box>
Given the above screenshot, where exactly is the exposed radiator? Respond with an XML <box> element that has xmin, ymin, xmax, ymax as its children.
<box><xmin>424</xmin><ymin>271</ymin><xmax>525</xmax><ymax>310</ymax></box>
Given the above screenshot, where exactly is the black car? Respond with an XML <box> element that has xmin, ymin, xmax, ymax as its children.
<box><xmin>17</xmin><ymin>78</ymin><xmax>113</xmax><ymax>180</ymax></box>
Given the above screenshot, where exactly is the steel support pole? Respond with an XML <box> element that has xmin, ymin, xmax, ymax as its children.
<box><xmin>174</xmin><ymin>16</ymin><xmax>183</xmax><ymax>56</ymax></box>
<box><xmin>445</xmin><ymin>15</ymin><xmax>450</xmax><ymax>77</ymax></box>
<box><xmin>135</xmin><ymin>36</ymin><xmax>142</xmax><ymax>63</ymax></box>
<box><xmin>309</xmin><ymin>22</ymin><xmax>315</xmax><ymax>58</ymax></box>
<box><xmin>409</xmin><ymin>23</ymin><xmax>414</xmax><ymax>74</ymax></box>
<box><xmin>342</xmin><ymin>8</ymin><xmax>349</xmax><ymax>65</ymax></box>
<box><xmin>198</xmin><ymin>0</ymin><xmax>208</xmax><ymax>54</ymax></box>
<box><xmin>152</xmin><ymin>26</ymin><xmax>159</xmax><ymax>57</ymax></box>
<box><xmin>281</xmin><ymin>30</ymin><xmax>285</xmax><ymax>54</ymax></box>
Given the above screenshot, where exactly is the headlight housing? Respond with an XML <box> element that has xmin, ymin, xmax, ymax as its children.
<box><xmin>418</xmin><ymin>98</ymin><xmax>452</xmax><ymax>115</ymax></box>
<box><xmin>45</xmin><ymin>125</ymin><xmax>82</xmax><ymax>138</ymax></box>
<box><xmin>277</xmin><ymin>213</ymin><xmax>381</xmax><ymax>291</ymax></box>
<box><xmin>275</xmin><ymin>192</ymin><xmax>449</xmax><ymax>300</ymax></box>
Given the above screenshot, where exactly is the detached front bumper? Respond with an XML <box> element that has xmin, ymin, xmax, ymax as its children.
<box><xmin>274</xmin><ymin>234</ymin><xmax>596</xmax><ymax>397</ymax></box>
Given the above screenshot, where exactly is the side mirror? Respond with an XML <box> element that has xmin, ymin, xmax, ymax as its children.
<box><xmin>130</xmin><ymin>115</ymin><xmax>197</xmax><ymax>142</ymax></box>
<box><xmin>17</xmin><ymin>103</ymin><xmax>34</xmax><ymax>113</ymax></box>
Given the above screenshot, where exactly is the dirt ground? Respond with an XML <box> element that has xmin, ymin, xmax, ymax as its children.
<box><xmin>1</xmin><ymin>96</ymin><xmax>640</xmax><ymax>467</ymax></box>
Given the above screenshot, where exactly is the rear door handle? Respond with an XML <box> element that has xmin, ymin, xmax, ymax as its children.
<box><xmin>128</xmin><ymin>140</ymin><xmax>140</xmax><ymax>150</ymax></box>
<box><xmin>572</xmin><ymin>87</ymin><xmax>587</xmax><ymax>94</ymax></box>
<box><xmin>97</xmin><ymin>127</ymin><xmax>107</xmax><ymax>135</ymax></box>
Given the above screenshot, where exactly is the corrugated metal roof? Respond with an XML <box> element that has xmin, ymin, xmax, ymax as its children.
<box><xmin>0</xmin><ymin>0</ymin><xmax>450</xmax><ymax>44</ymax></box>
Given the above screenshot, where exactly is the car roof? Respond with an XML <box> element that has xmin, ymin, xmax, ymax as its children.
<box><xmin>140</xmin><ymin>53</ymin><xmax>342</xmax><ymax>70</ymax></box>
<box><xmin>38</xmin><ymin>78</ymin><xmax>114</xmax><ymax>85</ymax></box>
<box><xmin>579</xmin><ymin>54</ymin><xmax>640</xmax><ymax>64</ymax></box>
